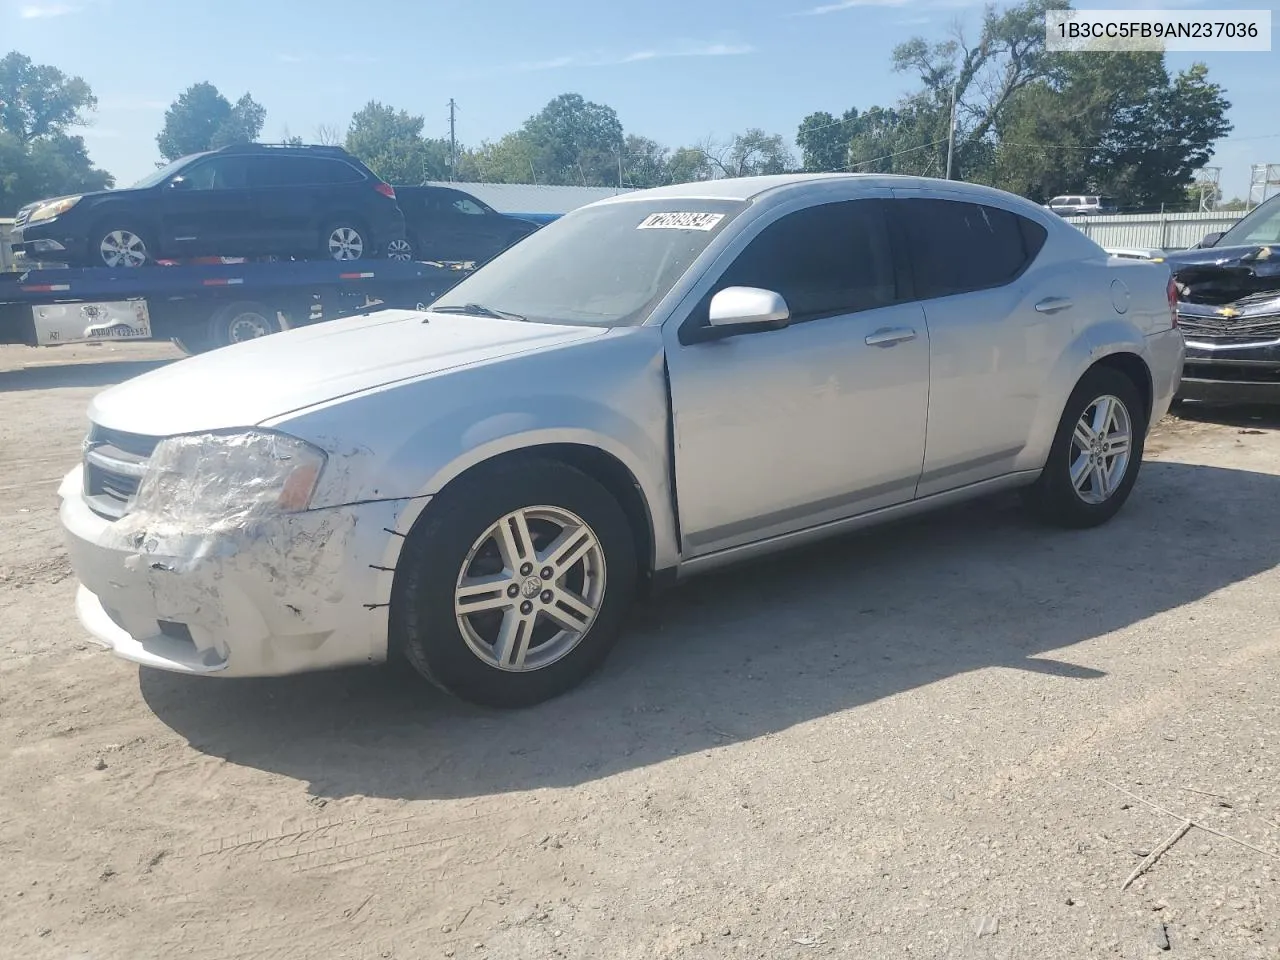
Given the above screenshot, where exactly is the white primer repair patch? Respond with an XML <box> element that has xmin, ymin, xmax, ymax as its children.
<box><xmin>637</xmin><ymin>212</ymin><xmax>725</xmax><ymax>231</ymax></box>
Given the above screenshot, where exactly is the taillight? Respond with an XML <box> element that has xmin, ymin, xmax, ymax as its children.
<box><xmin>1167</xmin><ymin>275</ymin><xmax>1179</xmax><ymax>328</ymax></box>
<box><xmin>374</xmin><ymin>181</ymin><xmax>396</xmax><ymax>200</ymax></box>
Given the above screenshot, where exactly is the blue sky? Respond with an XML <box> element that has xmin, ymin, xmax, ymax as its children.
<box><xmin>4</xmin><ymin>0</ymin><xmax>1277</xmax><ymax>200</ymax></box>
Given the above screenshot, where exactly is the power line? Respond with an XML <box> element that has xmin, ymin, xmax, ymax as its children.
<box><xmin>837</xmin><ymin>138</ymin><xmax>949</xmax><ymax>172</ymax></box>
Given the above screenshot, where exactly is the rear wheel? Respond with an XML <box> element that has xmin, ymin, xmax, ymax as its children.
<box><xmin>391</xmin><ymin>458</ymin><xmax>637</xmax><ymax>708</ymax></box>
<box><xmin>1022</xmin><ymin>365</ymin><xmax>1146</xmax><ymax>528</ymax></box>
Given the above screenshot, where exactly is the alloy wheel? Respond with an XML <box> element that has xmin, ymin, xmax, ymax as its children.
<box><xmin>327</xmin><ymin>227</ymin><xmax>365</xmax><ymax>260</ymax></box>
<box><xmin>453</xmin><ymin>505</ymin><xmax>607</xmax><ymax>672</ymax></box>
<box><xmin>99</xmin><ymin>230</ymin><xmax>148</xmax><ymax>267</ymax></box>
<box><xmin>386</xmin><ymin>238</ymin><xmax>413</xmax><ymax>261</ymax></box>
<box><xmin>1070</xmin><ymin>394</ymin><xmax>1132</xmax><ymax>504</ymax></box>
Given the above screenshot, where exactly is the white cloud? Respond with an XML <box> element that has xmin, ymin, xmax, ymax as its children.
<box><xmin>514</xmin><ymin>40</ymin><xmax>754</xmax><ymax>72</ymax></box>
<box><xmin>798</xmin><ymin>0</ymin><xmax>909</xmax><ymax>14</ymax></box>
<box><xmin>19</xmin><ymin>2</ymin><xmax>81</xmax><ymax>17</ymax></box>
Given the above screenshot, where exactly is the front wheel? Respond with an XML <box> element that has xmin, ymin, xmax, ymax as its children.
<box><xmin>89</xmin><ymin>224</ymin><xmax>153</xmax><ymax>268</ymax></box>
<box><xmin>391</xmin><ymin>458</ymin><xmax>637</xmax><ymax>708</ymax></box>
<box><xmin>1022</xmin><ymin>365</ymin><xmax>1146</xmax><ymax>528</ymax></box>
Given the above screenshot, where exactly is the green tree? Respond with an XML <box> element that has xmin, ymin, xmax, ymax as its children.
<box><xmin>796</xmin><ymin>109</ymin><xmax>858</xmax><ymax>172</ymax></box>
<box><xmin>0</xmin><ymin>51</ymin><xmax>96</xmax><ymax>142</ymax></box>
<box><xmin>621</xmin><ymin>134</ymin><xmax>670</xmax><ymax>188</ymax></box>
<box><xmin>991</xmin><ymin>52</ymin><xmax>1231</xmax><ymax>208</ymax></box>
<box><xmin>519</xmin><ymin>93</ymin><xmax>625</xmax><ymax>186</ymax></box>
<box><xmin>665</xmin><ymin>146</ymin><xmax>713</xmax><ymax>185</ymax></box>
<box><xmin>343</xmin><ymin>101</ymin><xmax>450</xmax><ymax>184</ymax></box>
<box><xmin>887</xmin><ymin>0</ymin><xmax>1071</xmax><ymax>181</ymax></box>
<box><xmin>156</xmin><ymin>82</ymin><xmax>266</xmax><ymax>160</ymax></box>
<box><xmin>0</xmin><ymin>51</ymin><xmax>112</xmax><ymax>214</ymax></box>
<box><xmin>701</xmin><ymin>129</ymin><xmax>794</xmax><ymax>178</ymax></box>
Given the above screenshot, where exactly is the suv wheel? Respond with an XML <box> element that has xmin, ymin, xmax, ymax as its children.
<box><xmin>90</xmin><ymin>224</ymin><xmax>153</xmax><ymax>268</ymax></box>
<box><xmin>323</xmin><ymin>222</ymin><xmax>368</xmax><ymax>261</ymax></box>
<box><xmin>391</xmin><ymin>458</ymin><xmax>637</xmax><ymax>708</ymax></box>
<box><xmin>386</xmin><ymin>238</ymin><xmax>414</xmax><ymax>262</ymax></box>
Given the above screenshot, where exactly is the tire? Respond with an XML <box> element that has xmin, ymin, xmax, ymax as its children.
<box><xmin>87</xmin><ymin>222</ymin><xmax>154</xmax><ymax>268</ymax></box>
<box><xmin>171</xmin><ymin>332</ymin><xmax>215</xmax><ymax>355</ymax></box>
<box><xmin>391</xmin><ymin>457</ymin><xmax>638</xmax><ymax>708</ymax></box>
<box><xmin>320</xmin><ymin>220</ymin><xmax>369</xmax><ymax>261</ymax></box>
<box><xmin>206</xmin><ymin>300</ymin><xmax>281</xmax><ymax>349</ymax></box>
<box><xmin>1022</xmin><ymin>365</ymin><xmax>1147</xmax><ymax>528</ymax></box>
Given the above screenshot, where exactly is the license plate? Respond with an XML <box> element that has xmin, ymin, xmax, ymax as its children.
<box><xmin>33</xmin><ymin>300</ymin><xmax>152</xmax><ymax>346</ymax></box>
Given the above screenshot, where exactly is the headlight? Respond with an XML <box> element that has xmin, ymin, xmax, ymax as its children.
<box><xmin>27</xmin><ymin>196</ymin><xmax>82</xmax><ymax>223</ymax></box>
<box><xmin>129</xmin><ymin>430</ymin><xmax>326</xmax><ymax>529</ymax></box>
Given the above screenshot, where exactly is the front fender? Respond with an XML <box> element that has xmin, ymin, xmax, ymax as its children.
<box><xmin>276</xmin><ymin>328</ymin><xmax>680</xmax><ymax>571</ymax></box>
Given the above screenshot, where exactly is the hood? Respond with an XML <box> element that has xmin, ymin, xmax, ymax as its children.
<box><xmin>1162</xmin><ymin>244</ymin><xmax>1280</xmax><ymax>306</ymax></box>
<box><xmin>88</xmin><ymin>308</ymin><xmax>607</xmax><ymax>437</ymax></box>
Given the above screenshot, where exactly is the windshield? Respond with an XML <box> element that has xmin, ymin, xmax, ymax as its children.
<box><xmin>428</xmin><ymin>198</ymin><xmax>747</xmax><ymax>327</ymax></box>
<box><xmin>127</xmin><ymin>155</ymin><xmax>199</xmax><ymax>189</ymax></box>
<box><xmin>1219</xmin><ymin>196</ymin><xmax>1280</xmax><ymax>247</ymax></box>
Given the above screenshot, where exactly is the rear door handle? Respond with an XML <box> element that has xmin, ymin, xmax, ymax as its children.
<box><xmin>864</xmin><ymin>327</ymin><xmax>917</xmax><ymax>347</ymax></box>
<box><xmin>1035</xmin><ymin>297</ymin><xmax>1074</xmax><ymax>314</ymax></box>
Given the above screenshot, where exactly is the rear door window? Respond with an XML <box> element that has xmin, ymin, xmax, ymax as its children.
<box><xmin>897</xmin><ymin>198</ymin><xmax>1047</xmax><ymax>299</ymax></box>
<box><xmin>247</xmin><ymin>156</ymin><xmax>308</xmax><ymax>188</ymax></box>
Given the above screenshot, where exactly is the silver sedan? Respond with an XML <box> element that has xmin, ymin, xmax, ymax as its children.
<box><xmin>59</xmin><ymin>173</ymin><xmax>1184</xmax><ymax>707</ymax></box>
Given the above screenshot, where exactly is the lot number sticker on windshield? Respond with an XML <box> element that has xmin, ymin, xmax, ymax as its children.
<box><xmin>637</xmin><ymin>212</ymin><xmax>725</xmax><ymax>231</ymax></box>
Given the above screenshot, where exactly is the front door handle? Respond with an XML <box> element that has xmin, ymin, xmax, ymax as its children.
<box><xmin>1035</xmin><ymin>296</ymin><xmax>1074</xmax><ymax>314</ymax></box>
<box><xmin>865</xmin><ymin>327</ymin><xmax>917</xmax><ymax>347</ymax></box>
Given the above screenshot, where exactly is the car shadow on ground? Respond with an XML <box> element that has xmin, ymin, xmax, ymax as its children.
<box><xmin>140</xmin><ymin>459</ymin><xmax>1280</xmax><ymax>801</ymax></box>
<box><xmin>1172</xmin><ymin>401</ymin><xmax>1280</xmax><ymax>430</ymax></box>
<box><xmin>0</xmin><ymin>359</ymin><xmax>173</xmax><ymax>392</ymax></box>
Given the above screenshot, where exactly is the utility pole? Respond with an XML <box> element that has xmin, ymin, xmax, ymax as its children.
<box><xmin>448</xmin><ymin>99</ymin><xmax>457</xmax><ymax>182</ymax></box>
<box><xmin>944</xmin><ymin>82</ymin><xmax>957</xmax><ymax>180</ymax></box>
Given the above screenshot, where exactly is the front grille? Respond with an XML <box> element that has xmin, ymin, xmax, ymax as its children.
<box><xmin>15</xmin><ymin>208</ymin><xmax>30</xmax><ymax>228</ymax></box>
<box><xmin>1178</xmin><ymin>311</ymin><xmax>1280</xmax><ymax>344</ymax></box>
<box><xmin>82</xmin><ymin>426</ymin><xmax>161</xmax><ymax>520</ymax></box>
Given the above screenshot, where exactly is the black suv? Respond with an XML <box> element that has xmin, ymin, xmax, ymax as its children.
<box><xmin>393</xmin><ymin>185</ymin><xmax>539</xmax><ymax>264</ymax></box>
<box><xmin>11</xmin><ymin>143</ymin><xmax>407</xmax><ymax>268</ymax></box>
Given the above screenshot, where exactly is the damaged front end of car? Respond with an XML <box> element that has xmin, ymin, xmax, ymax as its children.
<box><xmin>1164</xmin><ymin>244</ymin><xmax>1280</xmax><ymax>403</ymax></box>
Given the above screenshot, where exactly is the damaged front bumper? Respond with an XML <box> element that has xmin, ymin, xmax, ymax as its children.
<box><xmin>59</xmin><ymin>465</ymin><xmax>416</xmax><ymax>677</ymax></box>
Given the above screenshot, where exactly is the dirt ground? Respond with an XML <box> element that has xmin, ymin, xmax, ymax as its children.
<box><xmin>1</xmin><ymin>341</ymin><xmax>1279</xmax><ymax>960</ymax></box>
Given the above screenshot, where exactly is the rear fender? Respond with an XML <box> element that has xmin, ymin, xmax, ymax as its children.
<box><xmin>1019</xmin><ymin>318</ymin><xmax>1151</xmax><ymax>470</ymax></box>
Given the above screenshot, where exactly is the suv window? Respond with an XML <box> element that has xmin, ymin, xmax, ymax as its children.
<box><xmin>899</xmin><ymin>198</ymin><xmax>1047</xmax><ymax>299</ymax></box>
<box><xmin>181</xmin><ymin>156</ymin><xmax>249</xmax><ymax>190</ymax></box>
<box><xmin>312</xmin><ymin>158</ymin><xmax>365</xmax><ymax>184</ymax></box>
<box><xmin>245</xmin><ymin>155</ymin><xmax>362</xmax><ymax>188</ymax></box>
<box><xmin>708</xmin><ymin>199</ymin><xmax>897</xmax><ymax>322</ymax></box>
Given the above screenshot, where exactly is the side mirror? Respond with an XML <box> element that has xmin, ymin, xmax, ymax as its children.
<box><xmin>1199</xmin><ymin>231</ymin><xmax>1223</xmax><ymax>248</ymax></box>
<box><xmin>168</xmin><ymin>176</ymin><xmax>192</xmax><ymax>191</ymax></box>
<box><xmin>708</xmin><ymin>286</ymin><xmax>790</xmax><ymax>329</ymax></box>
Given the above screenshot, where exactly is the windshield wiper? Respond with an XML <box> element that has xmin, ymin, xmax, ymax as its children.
<box><xmin>430</xmin><ymin>303</ymin><xmax>527</xmax><ymax>322</ymax></box>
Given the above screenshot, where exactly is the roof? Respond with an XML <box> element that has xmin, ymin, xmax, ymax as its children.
<box><xmin>421</xmin><ymin>182</ymin><xmax>634</xmax><ymax>215</ymax></box>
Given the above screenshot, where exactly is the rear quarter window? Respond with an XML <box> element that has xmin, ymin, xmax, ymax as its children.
<box><xmin>898</xmin><ymin>198</ymin><xmax>1047</xmax><ymax>299</ymax></box>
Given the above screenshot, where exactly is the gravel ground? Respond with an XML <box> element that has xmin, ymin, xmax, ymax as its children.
<box><xmin>1</xmin><ymin>342</ymin><xmax>1278</xmax><ymax>960</ymax></box>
